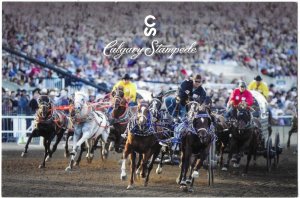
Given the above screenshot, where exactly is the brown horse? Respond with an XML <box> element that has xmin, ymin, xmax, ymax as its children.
<box><xmin>109</xmin><ymin>86</ymin><xmax>130</xmax><ymax>153</ymax></box>
<box><xmin>21</xmin><ymin>95</ymin><xmax>70</xmax><ymax>168</ymax></box>
<box><xmin>120</xmin><ymin>100</ymin><xmax>163</xmax><ymax>189</ymax></box>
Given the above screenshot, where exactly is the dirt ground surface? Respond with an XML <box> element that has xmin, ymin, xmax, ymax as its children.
<box><xmin>2</xmin><ymin>143</ymin><xmax>298</xmax><ymax>197</ymax></box>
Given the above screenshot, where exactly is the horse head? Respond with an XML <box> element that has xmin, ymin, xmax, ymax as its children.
<box><xmin>137</xmin><ymin>100</ymin><xmax>150</xmax><ymax>131</ymax></box>
<box><xmin>73</xmin><ymin>92</ymin><xmax>88</xmax><ymax>114</ymax></box>
<box><xmin>187</xmin><ymin>101</ymin><xmax>211</xmax><ymax>144</ymax></box>
<box><xmin>37</xmin><ymin>95</ymin><xmax>52</xmax><ymax>120</ymax></box>
<box><xmin>112</xmin><ymin>86</ymin><xmax>126</xmax><ymax>110</ymax></box>
<box><xmin>236</xmin><ymin>103</ymin><xmax>251</xmax><ymax>130</ymax></box>
<box><xmin>149</xmin><ymin>95</ymin><xmax>163</xmax><ymax>122</ymax></box>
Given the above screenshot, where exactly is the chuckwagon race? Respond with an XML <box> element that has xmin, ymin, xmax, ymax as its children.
<box><xmin>2</xmin><ymin>2</ymin><xmax>298</xmax><ymax>197</ymax></box>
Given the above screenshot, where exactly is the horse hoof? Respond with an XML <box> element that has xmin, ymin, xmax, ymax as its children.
<box><xmin>38</xmin><ymin>165</ymin><xmax>45</xmax><ymax>169</ymax></box>
<box><xmin>192</xmin><ymin>171</ymin><xmax>199</xmax><ymax>178</ymax></box>
<box><xmin>65</xmin><ymin>166</ymin><xmax>72</xmax><ymax>172</ymax></box>
<box><xmin>86</xmin><ymin>158</ymin><xmax>92</xmax><ymax>164</ymax></box>
<box><xmin>126</xmin><ymin>185</ymin><xmax>134</xmax><ymax>190</ymax></box>
<box><xmin>144</xmin><ymin>182</ymin><xmax>148</xmax><ymax>187</ymax></box>
<box><xmin>221</xmin><ymin>167</ymin><xmax>228</xmax><ymax>171</ymax></box>
<box><xmin>242</xmin><ymin>173</ymin><xmax>247</xmax><ymax>177</ymax></box>
<box><xmin>186</xmin><ymin>179</ymin><xmax>191</xmax><ymax>184</ymax></box>
<box><xmin>188</xmin><ymin>187</ymin><xmax>194</xmax><ymax>193</ymax></box>
<box><xmin>180</xmin><ymin>180</ymin><xmax>187</xmax><ymax>186</ymax></box>
<box><xmin>156</xmin><ymin>167</ymin><xmax>162</xmax><ymax>174</ymax></box>
<box><xmin>21</xmin><ymin>152</ymin><xmax>26</xmax><ymax>157</ymax></box>
<box><xmin>121</xmin><ymin>174</ymin><xmax>127</xmax><ymax>181</ymax></box>
<box><xmin>176</xmin><ymin>177</ymin><xmax>181</xmax><ymax>184</ymax></box>
<box><xmin>180</xmin><ymin>185</ymin><xmax>188</xmax><ymax>192</ymax></box>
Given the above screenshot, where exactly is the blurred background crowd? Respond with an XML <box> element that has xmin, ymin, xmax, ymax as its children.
<box><xmin>2</xmin><ymin>2</ymin><xmax>298</xmax><ymax>125</ymax></box>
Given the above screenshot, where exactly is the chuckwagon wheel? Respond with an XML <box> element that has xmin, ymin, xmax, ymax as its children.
<box><xmin>274</xmin><ymin>132</ymin><xmax>281</xmax><ymax>168</ymax></box>
<box><xmin>207</xmin><ymin>141</ymin><xmax>215</xmax><ymax>186</ymax></box>
<box><xmin>266</xmin><ymin>137</ymin><xmax>273</xmax><ymax>172</ymax></box>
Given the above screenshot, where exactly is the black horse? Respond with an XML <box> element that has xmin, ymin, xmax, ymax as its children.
<box><xmin>21</xmin><ymin>95</ymin><xmax>69</xmax><ymax>168</ymax></box>
<box><xmin>224</xmin><ymin>102</ymin><xmax>258</xmax><ymax>174</ymax></box>
<box><xmin>176</xmin><ymin>100</ymin><xmax>215</xmax><ymax>191</ymax></box>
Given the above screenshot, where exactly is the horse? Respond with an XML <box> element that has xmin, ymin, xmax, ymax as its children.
<box><xmin>21</xmin><ymin>95</ymin><xmax>70</xmax><ymax>168</ymax></box>
<box><xmin>65</xmin><ymin>91</ymin><xmax>110</xmax><ymax>171</ymax></box>
<box><xmin>176</xmin><ymin>100</ymin><xmax>216</xmax><ymax>192</ymax></box>
<box><xmin>120</xmin><ymin>100</ymin><xmax>164</xmax><ymax>189</ymax></box>
<box><xmin>147</xmin><ymin>93</ymin><xmax>179</xmax><ymax>174</ymax></box>
<box><xmin>287</xmin><ymin>115</ymin><xmax>298</xmax><ymax>148</ymax></box>
<box><xmin>109</xmin><ymin>86</ymin><xmax>130</xmax><ymax>153</ymax></box>
<box><xmin>211</xmin><ymin>108</ymin><xmax>230</xmax><ymax>170</ymax></box>
<box><xmin>224</xmin><ymin>102</ymin><xmax>258</xmax><ymax>174</ymax></box>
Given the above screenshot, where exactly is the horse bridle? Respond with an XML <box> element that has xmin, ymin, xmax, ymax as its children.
<box><xmin>149</xmin><ymin>98</ymin><xmax>162</xmax><ymax>121</ymax></box>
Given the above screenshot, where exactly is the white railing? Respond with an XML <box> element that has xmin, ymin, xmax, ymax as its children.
<box><xmin>2</xmin><ymin>115</ymin><xmax>40</xmax><ymax>144</ymax></box>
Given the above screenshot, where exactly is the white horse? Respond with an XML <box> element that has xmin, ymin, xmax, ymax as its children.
<box><xmin>65</xmin><ymin>92</ymin><xmax>110</xmax><ymax>171</ymax></box>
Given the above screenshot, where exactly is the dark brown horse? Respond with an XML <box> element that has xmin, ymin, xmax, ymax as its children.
<box><xmin>21</xmin><ymin>95</ymin><xmax>69</xmax><ymax>168</ymax></box>
<box><xmin>120</xmin><ymin>100</ymin><xmax>163</xmax><ymax>189</ymax></box>
<box><xmin>109</xmin><ymin>86</ymin><xmax>130</xmax><ymax>153</ymax></box>
<box><xmin>177</xmin><ymin>101</ymin><xmax>215</xmax><ymax>191</ymax></box>
<box><xmin>224</xmin><ymin>102</ymin><xmax>258</xmax><ymax>174</ymax></box>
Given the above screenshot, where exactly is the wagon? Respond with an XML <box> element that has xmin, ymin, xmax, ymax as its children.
<box><xmin>251</xmin><ymin>90</ymin><xmax>283</xmax><ymax>171</ymax></box>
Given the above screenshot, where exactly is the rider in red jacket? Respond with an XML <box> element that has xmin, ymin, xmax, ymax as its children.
<box><xmin>228</xmin><ymin>81</ymin><xmax>254</xmax><ymax>108</ymax></box>
<box><xmin>226</xmin><ymin>81</ymin><xmax>254</xmax><ymax>119</ymax></box>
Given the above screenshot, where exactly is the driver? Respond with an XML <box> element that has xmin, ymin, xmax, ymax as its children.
<box><xmin>165</xmin><ymin>74</ymin><xmax>206</xmax><ymax>120</ymax></box>
<box><xmin>225</xmin><ymin>81</ymin><xmax>254</xmax><ymax>120</ymax></box>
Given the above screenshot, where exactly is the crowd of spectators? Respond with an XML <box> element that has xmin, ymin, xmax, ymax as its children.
<box><xmin>2</xmin><ymin>2</ymin><xmax>298</xmax><ymax>125</ymax></box>
<box><xmin>2</xmin><ymin>3</ymin><xmax>297</xmax><ymax>85</ymax></box>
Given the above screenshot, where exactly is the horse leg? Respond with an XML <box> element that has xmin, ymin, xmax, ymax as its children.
<box><xmin>127</xmin><ymin>151</ymin><xmax>136</xmax><ymax>190</ymax></box>
<box><xmin>91</xmin><ymin>135</ymin><xmax>101</xmax><ymax>156</ymax></box>
<box><xmin>75</xmin><ymin>143</ymin><xmax>85</xmax><ymax>166</ymax></box>
<box><xmin>47</xmin><ymin>130</ymin><xmax>64</xmax><ymax>161</ymax></box>
<box><xmin>21</xmin><ymin>129</ymin><xmax>36</xmax><ymax>157</ymax></box>
<box><xmin>187</xmin><ymin>156</ymin><xmax>198</xmax><ymax>184</ymax></box>
<box><xmin>39</xmin><ymin>137</ymin><xmax>49</xmax><ymax>168</ymax></box>
<box><xmin>65</xmin><ymin>127</ymin><xmax>84</xmax><ymax>171</ymax></box>
<box><xmin>223</xmin><ymin>141</ymin><xmax>234</xmax><ymax>171</ymax></box>
<box><xmin>243</xmin><ymin>151</ymin><xmax>252</xmax><ymax>176</ymax></box>
<box><xmin>287</xmin><ymin>130</ymin><xmax>293</xmax><ymax>148</ymax></box>
<box><xmin>176</xmin><ymin>151</ymin><xmax>184</xmax><ymax>185</ymax></box>
<box><xmin>85</xmin><ymin>139</ymin><xmax>93</xmax><ymax>163</ymax></box>
<box><xmin>180</xmin><ymin>144</ymin><xmax>191</xmax><ymax>187</ymax></box>
<box><xmin>144</xmin><ymin>146</ymin><xmax>161</xmax><ymax>187</ymax></box>
<box><xmin>64</xmin><ymin>129</ymin><xmax>73</xmax><ymax>158</ymax></box>
<box><xmin>156</xmin><ymin>149</ymin><xmax>165</xmax><ymax>174</ymax></box>
<box><xmin>136</xmin><ymin>153</ymin><xmax>143</xmax><ymax>176</ymax></box>
<box><xmin>121</xmin><ymin>144</ymin><xmax>131</xmax><ymax>181</ymax></box>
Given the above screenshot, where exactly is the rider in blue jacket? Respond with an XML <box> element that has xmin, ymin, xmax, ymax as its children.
<box><xmin>166</xmin><ymin>74</ymin><xmax>207</xmax><ymax>119</ymax></box>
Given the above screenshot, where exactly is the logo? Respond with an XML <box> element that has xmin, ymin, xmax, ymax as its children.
<box><xmin>102</xmin><ymin>14</ymin><xmax>198</xmax><ymax>59</ymax></box>
<box><xmin>144</xmin><ymin>15</ymin><xmax>156</xmax><ymax>37</ymax></box>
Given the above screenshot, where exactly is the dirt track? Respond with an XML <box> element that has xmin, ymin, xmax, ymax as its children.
<box><xmin>2</xmin><ymin>144</ymin><xmax>298</xmax><ymax>197</ymax></box>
